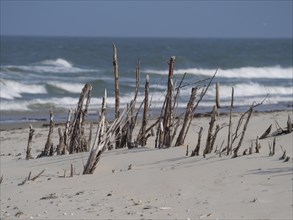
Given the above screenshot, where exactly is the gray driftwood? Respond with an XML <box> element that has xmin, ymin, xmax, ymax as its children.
<box><xmin>26</xmin><ymin>124</ymin><xmax>35</xmax><ymax>160</ymax></box>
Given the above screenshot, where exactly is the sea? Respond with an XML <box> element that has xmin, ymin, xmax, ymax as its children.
<box><xmin>1</xmin><ymin>36</ymin><xmax>292</xmax><ymax>124</ymax></box>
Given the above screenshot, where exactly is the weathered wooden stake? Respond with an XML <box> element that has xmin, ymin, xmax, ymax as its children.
<box><xmin>134</xmin><ymin>59</ymin><xmax>140</xmax><ymax>102</ymax></box>
<box><xmin>175</xmin><ymin>87</ymin><xmax>197</xmax><ymax>146</ymax></box>
<box><xmin>141</xmin><ymin>75</ymin><xmax>149</xmax><ymax>147</ymax></box>
<box><xmin>70</xmin><ymin>164</ymin><xmax>74</xmax><ymax>177</ymax></box>
<box><xmin>287</xmin><ymin>114</ymin><xmax>292</xmax><ymax>133</ymax></box>
<box><xmin>227</xmin><ymin>87</ymin><xmax>234</xmax><ymax>155</ymax></box>
<box><xmin>113</xmin><ymin>43</ymin><xmax>121</xmax><ymax>149</ymax></box>
<box><xmin>233</xmin><ymin>107</ymin><xmax>253</xmax><ymax>158</ymax></box>
<box><xmin>69</xmin><ymin>83</ymin><xmax>92</xmax><ymax>154</ymax></box>
<box><xmin>64</xmin><ymin>109</ymin><xmax>72</xmax><ymax>147</ymax></box>
<box><xmin>57</xmin><ymin>127</ymin><xmax>65</xmax><ymax>155</ymax></box>
<box><xmin>186</xmin><ymin>144</ymin><xmax>189</xmax><ymax>156</ymax></box>
<box><xmin>204</xmin><ymin>105</ymin><xmax>217</xmax><ymax>157</ymax></box>
<box><xmin>38</xmin><ymin>110</ymin><xmax>54</xmax><ymax>157</ymax></box>
<box><xmin>26</xmin><ymin>124</ymin><xmax>35</xmax><ymax>160</ymax></box>
<box><xmin>162</xmin><ymin>56</ymin><xmax>176</xmax><ymax>148</ymax></box>
<box><xmin>215</xmin><ymin>82</ymin><xmax>220</xmax><ymax>108</ymax></box>
<box><xmin>255</xmin><ymin>136</ymin><xmax>260</xmax><ymax>153</ymax></box>
<box><xmin>259</xmin><ymin>124</ymin><xmax>272</xmax><ymax>139</ymax></box>
<box><xmin>182</xmin><ymin>69</ymin><xmax>218</xmax><ymax>145</ymax></box>
<box><xmin>191</xmin><ymin>126</ymin><xmax>203</xmax><ymax>157</ymax></box>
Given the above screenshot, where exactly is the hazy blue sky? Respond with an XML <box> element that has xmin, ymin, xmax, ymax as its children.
<box><xmin>1</xmin><ymin>0</ymin><xmax>292</xmax><ymax>38</ymax></box>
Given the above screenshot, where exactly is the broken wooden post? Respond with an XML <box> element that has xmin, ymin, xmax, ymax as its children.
<box><xmin>70</xmin><ymin>164</ymin><xmax>74</xmax><ymax>177</ymax></box>
<box><xmin>204</xmin><ymin>105</ymin><xmax>217</xmax><ymax>156</ymax></box>
<box><xmin>215</xmin><ymin>82</ymin><xmax>220</xmax><ymax>108</ymax></box>
<box><xmin>38</xmin><ymin>110</ymin><xmax>54</xmax><ymax>158</ymax></box>
<box><xmin>287</xmin><ymin>114</ymin><xmax>292</xmax><ymax>133</ymax></box>
<box><xmin>186</xmin><ymin>144</ymin><xmax>189</xmax><ymax>156</ymax></box>
<box><xmin>26</xmin><ymin>124</ymin><xmax>35</xmax><ymax>160</ymax></box>
<box><xmin>56</xmin><ymin>127</ymin><xmax>65</xmax><ymax>155</ymax></box>
<box><xmin>113</xmin><ymin>43</ymin><xmax>121</xmax><ymax>149</ymax></box>
<box><xmin>69</xmin><ymin>83</ymin><xmax>92</xmax><ymax>154</ymax></box>
<box><xmin>259</xmin><ymin>124</ymin><xmax>272</xmax><ymax>139</ymax></box>
<box><xmin>227</xmin><ymin>87</ymin><xmax>234</xmax><ymax>155</ymax></box>
<box><xmin>141</xmin><ymin>75</ymin><xmax>149</xmax><ymax>147</ymax></box>
<box><xmin>83</xmin><ymin>108</ymin><xmax>127</xmax><ymax>175</ymax></box>
<box><xmin>134</xmin><ymin>59</ymin><xmax>140</xmax><ymax>102</ymax></box>
<box><xmin>182</xmin><ymin>69</ymin><xmax>218</xmax><ymax>146</ymax></box>
<box><xmin>210</xmin><ymin>124</ymin><xmax>221</xmax><ymax>153</ymax></box>
<box><xmin>269</xmin><ymin>137</ymin><xmax>276</xmax><ymax>156</ymax></box>
<box><xmin>233</xmin><ymin>106</ymin><xmax>253</xmax><ymax>158</ymax></box>
<box><xmin>162</xmin><ymin>56</ymin><xmax>176</xmax><ymax>148</ymax></box>
<box><xmin>175</xmin><ymin>87</ymin><xmax>197</xmax><ymax>146</ymax></box>
<box><xmin>191</xmin><ymin>126</ymin><xmax>203</xmax><ymax>157</ymax></box>
<box><xmin>64</xmin><ymin>109</ymin><xmax>72</xmax><ymax>148</ymax></box>
<box><xmin>255</xmin><ymin>136</ymin><xmax>260</xmax><ymax>153</ymax></box>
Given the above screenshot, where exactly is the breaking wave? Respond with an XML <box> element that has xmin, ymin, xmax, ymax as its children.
<box><xmin>144</xmin><ymin>66</ymin><xmax>293</xmax><ymax>79</ymax></box>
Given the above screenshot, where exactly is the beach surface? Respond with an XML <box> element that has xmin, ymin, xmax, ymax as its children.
<box><xmin>1</xmin><ymin>110</ymin><xmax>292</xmax><ymax>219</ymax></box>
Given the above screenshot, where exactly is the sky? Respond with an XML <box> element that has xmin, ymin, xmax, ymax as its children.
<box><xmin>1</xmin><ymin>0</ymin><xmax>292</xmax><ymax>38</ymax></box>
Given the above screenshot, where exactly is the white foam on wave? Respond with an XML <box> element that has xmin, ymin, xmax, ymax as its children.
<box><xmin>206</xmin><ymin>82</ymin><xmax>293</xmax><ymax>99</ymax></box>
<box><xmin>0</xmin><ymin>79</ymin><xmax>47</xmax><ymax>100</ymax></box>
<box><xmin>47</xmin><ymin>81</ymin><xmax>85</xmax><ymax>93</ymax></box>
<box><xmin>40</xmin><ymin>58</ymin><xmax>73</xmax><ymax>68</ymax></box>
<box><xmin>144</xmin><ymin>66</ymin><xmax>293</xmax><ymax>79</ymax></box>
<box><xmin>1</xmin><ymin>90</ymin><xmax>292</xmax><ymax>112</ymax></box>
<box><xmin>2</xmin><ymin>58</ymin><xmax>97</xmax><ymax>74</ymax></box>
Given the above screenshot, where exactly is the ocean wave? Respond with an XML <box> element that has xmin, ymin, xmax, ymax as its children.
<box><xmin>143</xmin><ymin>66</ymin><xmax>293</xmax><ymax>79</ymax></box>
<box><xmin>39</xmin><ymin>58</ymin><xmax>73</xmax><ymax>68</ymax></box>
<box><xmin>0</xmin><ymin>79</ymin><xmax>47</xmax><ymax>100</ymax></box>
<box><xmin>47</xmin><ymin>81</ymin><xmax>86</xmax><ymax>93</ymax></box>
<box><xmin>1</xmin><ymin>94</ymin><xmax>292</xmax><ymax>112</ymax></box>
<box><xmin>1</xmin><ymin>58</ymin><xmax>98</xmax><ymax>74</ymax></box>
<box><xmin>205</xmin><ymin>82</ymin><xmax>293</xmax><ymax>99</ymax></box>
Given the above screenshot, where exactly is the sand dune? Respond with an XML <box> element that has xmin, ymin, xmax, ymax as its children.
<box><xmin>1</xmin><ymin>110</ymin><xmax>292</xmax><ymax>219</ymax></box>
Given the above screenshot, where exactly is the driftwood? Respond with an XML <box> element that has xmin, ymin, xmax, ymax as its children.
<box><xmin>280</xmin><ymin>147</ymin><xmax>286</xmax><ymax>160</ymax></box>
<box><xmin>69</xmin><ymin>83</ymin><xmax>92</xmax><ymax>154</ymax></box>
<box><xmin>38</xmin><ymin>111</ymin><xmax>54</xmax><ymax>158</ymax></box>
<box><xmin>259</xmin><ymin>124</ymin><xmax>272</xmax><ymax>139</ymax></box>
<box><xmin>287</xmin><ymin>114</ymin><xmax>292</xmax><ymax>133</ymax></box>
<box><xmin>190</xmin><ymin>126</ymin><xmax>203</xmax><ymax>157</ymax></box>
<box><xmin>19</xmin><ymin>169</ymin><xmax>46</xmax><ymax>186</ymax></box>
<box><xmin>127</xmin><ymin>59</ymin><xmax>141</xmax><ymax>148</ymax></box>
<box><xmin>233</xmin><ymin>106</ymin><xmax>253</xmax><ymax>158</ymax></box>
<box><xmin>268</xmin><ymin>137</ymin><xmax>276</xmax><ymax>156</ymax></box>
<box><xmin>64</xmin><ymin>109</ymin><xmax>72</xmax><ymax>148</ymax></box>
<box><xmin>182</xmin><ymin>69</ymin><xmax>218</xmax><ymax>145</ymax></box>
<box><xmin>279</xmin><ymin>145</ymin><xmax>288</xmax><ymax>161</ymax></box>
<box><xmin>113</xmin><ymin>43</ymin><xmax>121</xmax><ymax>149</ymax></box>
<box><xmin>161</xmin><ymin>56</ymin><xmax>176</xmax><ymax>148</ymax></box>
<box><xmin>155</xmin><ymin>94</ymin><xmax>167</xmax><ymax>148</ymax></box>
<box><xmin>226</xmin><ymin>87</ymin><xmax>234</xmax><ymax>155</ymax></box>
<box><xmin>175</xmin><ymin>87</ymin><xmax>197</xmax><ymax>146</ymax></box>
<box><xmin>215</xmin><ymin>82</ymin><xmax>220</xmax><ymax>108</ymax></box>
<box><xmin>255</xmin><ymin>136</ymin><xmax>260</xmax><ymax>153</ymax></box>
<box><xmin>83</xmin><ymin>108</ymin><xmax>127</xmax><ymax>175</ymax></box>
<box><xmin>249</xmin><ymin>141</ymin><xmax>253</xmax><ymax>154</ymax></box>
<box><xmin>204</xmin><ymin>105</ymin><xmax>217</xmax><ymax>157</ymax></box>
<box><xmin>25</xmin><ymin>124</ymin><xmax>35</xmax><ymax>160</ymax></box>
<box><xmin>56</xmin><ymin>127</ymin><xmax>66</xmax><ymax>155</ymax></box>
<box><xmin>141</xmin><ymin>75</ymin><xmax>150</xmax><ymax>147</ymax></box>
<box><xmin>210</xmin><ymin>124</ymin><xmax>221</xmax><ymax>153</ymax></box>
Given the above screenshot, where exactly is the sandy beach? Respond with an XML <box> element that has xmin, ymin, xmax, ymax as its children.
<box><xmin>1</xmin><ymin>110</ymin><xmax>292</xmax><ymax>219</ymax></box>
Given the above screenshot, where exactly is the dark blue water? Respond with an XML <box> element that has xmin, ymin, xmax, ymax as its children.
<box><xmin>1</xmin><ymin>36</ymin><xmax>292</xmax><ymax>123</ymax></box>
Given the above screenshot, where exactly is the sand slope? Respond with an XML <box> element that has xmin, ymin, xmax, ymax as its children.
<box><xmin>1</xmin><ymin>111</ymin><xmax>292</xmax><ymax>219</ymax></box>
